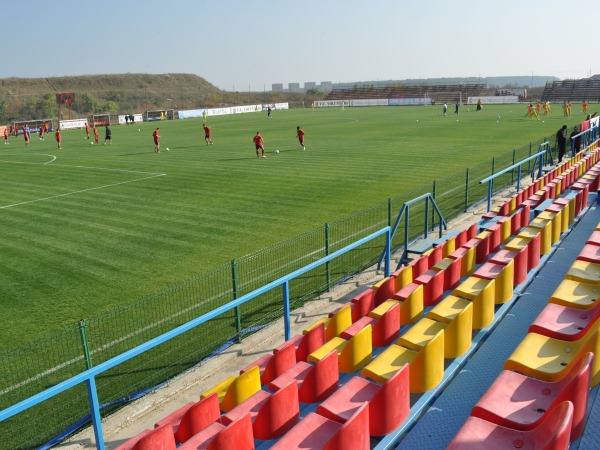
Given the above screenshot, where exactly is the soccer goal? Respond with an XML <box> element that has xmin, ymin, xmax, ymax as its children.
<box><xmin>92</xmin><ymin>114</ymin><xmax>111</xmax><ymax>126</ymax></box>
<box><xmin>11</xmin><ymin>119</ymin><xmax>53</xmax><ymax>135</ymax></box>
<box><xmin>144</xmin><ymin>109</ymin><xmax>175</xmax><ymax>122</ymax></box>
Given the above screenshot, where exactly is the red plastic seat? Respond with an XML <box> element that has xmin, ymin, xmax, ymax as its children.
<box><xmin>528</xmin><ymin>302</ymin><xmax>600</xmax><ymax>341</ymax></box>
<box><xmin>432</xmin><ymin>257</ymin><xmax>461</xmax><ymax>291</ymax></box>
<box><xmin>270</xmin><ymin>402</ymin><xmax>370</xmax><ymax>450</ymax></box>
<box><xmin>222</xmin><ymin>379</ymin><xmax>299</xmax><ymax>440</ymax></box>
<box><xmin>268</xmin><ymin>349</ymin><xmax>339</xmax><ymax>404</ymax></box>
<box><xmin>578</xmin><ymin>243</ymin><xmax>600</xmax><ymax>264</ymax></box>
<box><xmin>487</xmin><ymin>224</ymin><xmax>502</xmax><ymax>253</ymax></box>
<box><xmin>471</xmin><ymin>353</ymin><xmax>592</xmax><ymax>441</ymax></box>
<box><xmin>586</xmin><ymin>230</ymin><xmax>600</xmax><ymax>246</ymax></box>
<box><xmin>317</xmin><ymin>362</ymin><xmax>409</xmax><ymax>436</ymax></box>
<box><xmin>276</xmin><ymin>322</ymin><xmax>326</xmax><ymax>362</ymax></box>
<box><xmin>491</xmin><ymin>248</ymin><xmax>528</xmax><ymax>287</ymax></box>
<box><xmin>510</xmin><ymin>208</ymin><xmax>523</xmax><ymax>235</ymax></box>
<box><xmin>178</xmin><ymin>412</ymin><xmax>254</xmax><ymax>450</ymax></box>
<box><xmin>114</xmin><ymin>425</ymin><xmax>176</xmax><ymax>450</ymax></box>
<box><xmin>408</xmin><ymin>255</ymin><xmax>429</xmax><ymax>280</ymax></box>
<box><xmin>350</xmin><ymin>289</ymin><xmax>375</xmax><ymax>322</ymax></box>
<box><xmin>373</xmin><ymin>276</ymin><xmax>396</xmax><ymax>307</ymax></box>
<box><xmin>240</xmin><ymin>342</ymin><xmax>296</xmax><ymax>385</ymax></box>
<box><xmin>341</xmin><ymin>302</ymin><xmax>400</xmax><ymax>347</ymax></box>
<box><xmin>463</xmin><ymin>237</ymin><xmax>489</xmax><ymax>265</ymax></box>
<box><xmin>426</xmin><ymin>244</ymin><xmax>444</xmax><ymax>268</ymax></box>
<box><xmin>414</xmin><ymin>269</ymin><xmax>445</xmax><ymax>307</ymax></box>
<box><xmin>448</xmin><ymin>401</ymin><xmax>573</xmax><ymax>449</ymax></box>
<box><xmin>154</xmin><ymin>393</ymin><xmax>221</xmax><ymax>444</ymax></box>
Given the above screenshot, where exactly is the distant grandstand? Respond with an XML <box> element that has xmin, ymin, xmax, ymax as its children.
<box><xmin>323</xmin><ymin>83</ymin><xmax>487</xmax><ymax>104</ymax></box>
<box><xmin>540</xmin><ymin>75</ymin><xmax>600</xmax><ymax>103</ymax></box>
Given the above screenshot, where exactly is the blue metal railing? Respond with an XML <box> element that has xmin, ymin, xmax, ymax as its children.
<box><xmin>377</xmin><ymin>193</ymin><xmax>447</xmax><ymax>270</ymax></box>
<box><xmin>480</xmin><ymin>149</ymin><xmax>546</xmax><ymax>212</ymax></box>
<box><xmin>0</xmin><ymin>227</ymin><xmax>392</xmax><ymax>450</ymax></box>
<box><xmin>571</xmin><ymin>126</ymin><xmax>599</xmax><ymax>155</ymax></box>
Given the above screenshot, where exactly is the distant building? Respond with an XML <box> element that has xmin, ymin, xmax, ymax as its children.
<box><xmin>304</xmin><ymin>82</ymin><xmax>317</xmax><ymax>91</ymax></box>
<box><xmin>320</xmin><ymin>81</ymin><xmax>332</xmax><ymax>92</ymax></box>
<box><xmin>288</xmin><ymin>83</ymin><xmax>301</xmax><ymax>93</ymax></box>
<box><xmin>272</xmin><ymin>83</ymin><xmax>284</xmax><ymax>92</ymax></box>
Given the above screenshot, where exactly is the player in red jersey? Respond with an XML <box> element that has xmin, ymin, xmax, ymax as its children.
<box><xmin>55</xmin><ymin>129</ymin><xmax>62</xmax><ymax>150</ymax></box>
<box><xmin>203</xmin><ymin>124</ymin><xmax>213</xmax><ymax>145</ymax></box>
<box><xmin>23</xmin><ymin>125</ymin><xmax>30</xmax><ymax>147</ymax></box>
<box><xmin>93</xmin><ymin>126</ymin><xmax>99</xmax><ymax>145</ymax></box>
<box><xmin>153</xmin><ymin>128</ymin><xmax>160</xmax><ymax>152</ymax></box>
<box><xmin>3</xmin><ymin>127</ymin><xmax>8</xmax><ymax>144</ymax></box>
<box><xmin>39</xmin><ymin>125</ymin><xmax>45</xmax><ymax>140</ymax></box>
<box><xmin>253</xmin><ymin>132</ymin><xmax>265</xmax><ymax>158</ymax></box>
<box><xmin>296</xmin><ymin>126</ymin><xmax>305</xmax><ymax>150</ymax></box>
<box><xmin>85</xmin><ymin>122</ymin><xmax>90</xmax><ymax>139</ymax></box>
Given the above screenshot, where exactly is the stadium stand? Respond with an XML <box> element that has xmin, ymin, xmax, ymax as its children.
<box><xmin>323</xmin><ymin>83</ymin><xmax>487</xmax><ymax>104</ymax></box>
<box><xmin>541</xmin><ymin>75</ymin><xmax>600</xmax><ymax>103</ymax></box>
<box><xmin>36</xmin><ymin>123</ymin><xmax>600</xmax><ymax>448</ymax></box>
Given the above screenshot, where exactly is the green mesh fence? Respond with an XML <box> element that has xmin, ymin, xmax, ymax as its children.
<box><xmin>0</xmin><ymin>138</ymin><xmax>553</xmax><ymax>449</ymax></box>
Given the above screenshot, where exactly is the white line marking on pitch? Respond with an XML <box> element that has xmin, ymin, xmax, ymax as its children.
<box><xmin>0</xmin><ymin>154</ymin><xmax>167</xmax><ymax>209</ymax></box>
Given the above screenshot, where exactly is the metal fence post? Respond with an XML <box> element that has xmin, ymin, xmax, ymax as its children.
<box><xmin>78</xmin><ymin>319</ymin><xmax>93</xmax><ymax>370</ymax></box>
<box><xmin>431</xmin><ymin>180</ymin><xmax>437</xmax><ymax>231</ymax></box>
<box><xmin>231</xmin><ymin>259</ymin><xmax>242</xmax><ymax>343</ymax></box>
<box><xmin>464</xmin><ymin>168</ymin><xmax>469</xmax><ymax>212</ymax></box>
<box><xmin>387</xmin><ymin>198</ymin><xmax>392</xmax><ymax>227</ymax></box>
<box><xmin>511</xmin><ymin>149</ymin><xmax>516</xmax><ymax>184</ymax></box>
<box><xmin>325</xmin><ymin>223</ymin><xmax>331</xmax><ymax>291</ymax></box>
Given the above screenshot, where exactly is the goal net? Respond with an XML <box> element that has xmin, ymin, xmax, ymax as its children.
<box><xmin>92</xmin><ymin>114</ymin><xmax>111</xmax><ymax>126</ymax></box>
<box><xmin>144</xmin><ymin>109</ymin><xmax>174</xmax><ymax>122</ymax></box>
<box><xmin>11</xmin><ymin>119</ymin><xmax>53</xmax><ymax>135</ymax></box>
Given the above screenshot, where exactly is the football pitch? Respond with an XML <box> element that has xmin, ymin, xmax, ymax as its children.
<box><xmin>0</xmin><ymin>104</ymin><xmax>574</xmax><ymax>350</ymax></box>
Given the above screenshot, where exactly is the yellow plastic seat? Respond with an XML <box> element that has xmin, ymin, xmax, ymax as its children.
<box><xmin>201</xmin><ymin>365</ymin><xmax>262</xmax><ymax>412</ymax></box>
<box><xmin>368</xmin><ymin>299</ymin><xmax>399</xmax><ymax>319</ymax></box>
<box><xmin>505</xmin><ymin>329</ymin><xmax>600</xmax><ymax>386</ymax></box>
<box><xmin>450</xmin><ymin>245</ymin><xmax>476</xmax><ymax>277</ymax></box>
<box><xmin>393</xmin><ymin>265</ymin><xmax>413</xmax><ymax>291</ymax></box>
<box><xmin>528</xmin><ymin>218</ymin><xmax>553</xmax><ymax>253</ymax></box>
<box><xmin>442</xmin><ymin>236</ymin><xmax>456</xmax><ymax>258</ymax></box>
<box><xmin>475</xmin><ymin>259</ymin><xmax>515</xmax><ymax>305</ymax></box>
<box><xmin>498</xmin><ymin>216</ymin><xmax>512</xmax><ymax>242</ymax></box>
<box><xmin>391</xmin><ymin>283</ymin><xmax>424</xmax><ymax>325</ymax></box>
<box><xmin>549</xmin><ymin>278</ymin><xmax>600</xmax><ymax>310</ymax></box>
<box><xmin>427</xmin><ymin>296</ymin><xmax>473</xmax><ymax>358</ymax></box>
<box><xmin>361</xmin><ymin>330</ymin><xmax>444</xmax><ymax>393</ymax></box>
<box><xmin>303</xmin><ymin>303</ymin><xmax>352</xmax><ymax>341</ymax></box>
<box><xmin>537</xmin><ymin>210</ymin><xmax>562</xmax><ymax>243</ymax></box>
<box><xmin>505</xmin><ymin>235</ymin><xmax>529</xmax><ymax>252</ymax></box>
<box><xmin>308</xmin><ymin>325</ymin><xmax>372</xmax><ymax>373</ymax></box>
<box><xmin>452</xmin><ymin>277</ymin><xmax>496</xmax><ymax>329</ymax></box>
<box><xmin>566</xmin><ymin>260</ymin><xmax>600</xmax><ymax>284</ymax></box>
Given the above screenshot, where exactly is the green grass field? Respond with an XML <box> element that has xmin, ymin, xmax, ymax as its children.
<box><xmin>0</xmin><ymin>104</ymin><xmax>582</xmax><ymax>350</ymax></box>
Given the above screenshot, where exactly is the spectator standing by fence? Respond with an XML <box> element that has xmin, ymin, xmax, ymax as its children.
<box><xmin>556</xmin><ymin>124</ymin><xmax>567</xmax><ymax>161</ymax></box>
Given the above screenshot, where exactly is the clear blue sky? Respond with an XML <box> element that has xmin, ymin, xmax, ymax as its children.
<box><xmin>5</xmin><ymin>0</ymin><xmax>598</xmax><ymax>91</ymax></box>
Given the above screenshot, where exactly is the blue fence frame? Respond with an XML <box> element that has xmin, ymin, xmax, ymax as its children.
<box><xmin>0</xmin><ymin>227</ymin><xmax>392</xmax><ymax>449</ymax></box>
<box><xmin>480</xmin><ymin>149</ymin><xmax>546</xmax><ymax>212</ymax></box>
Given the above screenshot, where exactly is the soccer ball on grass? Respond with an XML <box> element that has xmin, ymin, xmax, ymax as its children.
<box><xmin>275</xmin><ymin>149</ymin><xmax>279</xmax><ymax>154</ymax></box>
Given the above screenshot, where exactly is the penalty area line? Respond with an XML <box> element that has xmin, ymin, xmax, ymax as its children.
<box><xmin>0</xmin><ymin>173</ymin><xmax>166</xmax><ymax>210</ymax></box>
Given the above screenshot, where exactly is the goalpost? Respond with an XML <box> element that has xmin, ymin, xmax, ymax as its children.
<box><xmin>11</xmin><ymin>119</ymin><xmax>53</xmax><ymax>135</ymax></box>
<box><xmin>92</xmin><ymin>114</ymin><xmax>111</xmax><ymax>126</ymax></box>
<box><xmin>144</xmin><ymin>109</ymin><xmax>174</xmax><ymax>122</ymax></box>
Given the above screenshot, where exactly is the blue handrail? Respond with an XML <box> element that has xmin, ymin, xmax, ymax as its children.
<box><xmin>377</xmin><ymin>193</ymin><xmax>447</xmax><ymax>270</ymax></box>
<box><xmin>480</xmin><ymin>149</ymin><xmax>546</xmax><ymax>212</ymax></box>
<box><xmin>0</xmin><ymin>226</ymin><xmax>392</xmax><ymax>449</ymax></box>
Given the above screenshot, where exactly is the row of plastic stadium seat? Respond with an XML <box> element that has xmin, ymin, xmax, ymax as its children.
<box><xmin>114</xmin><ymin>147</ymin><xmax>600</xmax><ymax>449</ymax></box>
<box><xmin>449</xmin><ymin>221</ymin><xmax>600</xmax><ymax>448</ymax></box>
